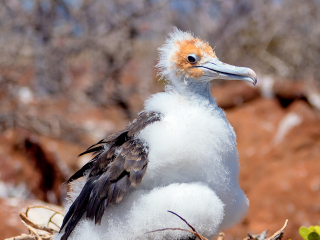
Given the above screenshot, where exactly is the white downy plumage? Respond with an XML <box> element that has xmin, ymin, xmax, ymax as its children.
<box><xmin>55</xmin><ymin>28</ymin><xmax>257</xmax><ymax>240</ymax></box>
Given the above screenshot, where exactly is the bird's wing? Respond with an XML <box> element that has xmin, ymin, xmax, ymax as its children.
<box><xmin>60</xmin><ymin>111</ymin><xmax>162</xmax><ymax>240</ymax></box>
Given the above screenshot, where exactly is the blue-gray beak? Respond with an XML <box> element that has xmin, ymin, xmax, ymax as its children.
<box><xmin>198</xmin><ymin>58</ymin><xmax>257</xmax><ymax>85</ymax></box>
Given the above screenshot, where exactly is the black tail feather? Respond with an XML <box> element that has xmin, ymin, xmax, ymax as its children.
<box><xmin>60</xmin><ymin>200</ymin><xmax>76</xmax><ymax>232</ymax></box>
<box><xmin>78</xmin><ymin>145</ymin><xmax>104</xmax><ymax>157</ymax></box>
<box><xmin>95</xmin><ymin>198</ymin><xmax>108</xmax><ymax>225</ymax></box>
<box><xmin>61</xmin><ymin>207</ymin><xmax>86</xmax><ymax>240</ymax></box>
<box><xmin>60</xmin><ymin>177</ymin><xmax>98</xmax><ymax>239</ymax></box>
<box><xmin>66</xmin><ymin>160</ymin><xmax>95</xmax><ymax>183</ymax></box>
<box><xmin>83</xmin><ymin>139</ymin><xmax>105</xmax><ymax>153</ymax></box>
<box><xmin>86</xmin><ymin>182</ymin><xmax>102</xmax><ymax>220</ymax></box>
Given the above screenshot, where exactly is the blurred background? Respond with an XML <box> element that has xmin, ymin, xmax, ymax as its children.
<box><xmin>1</xmin><ymin>0</ymin><xmax>320</xmax><ymax>239</ymax></box>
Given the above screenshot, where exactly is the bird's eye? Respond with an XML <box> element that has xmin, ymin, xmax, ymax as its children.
<box><xmin>187</xmin><ymin>54</ymin><xmax>198</xmax><ymax>64</ymax></box>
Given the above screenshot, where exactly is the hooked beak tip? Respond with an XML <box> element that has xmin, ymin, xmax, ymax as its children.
<box><xmin>246</xmin><ymin>68</ymin><xmax>257</xmax><ymax>86</ymax></box>
<box><xmin>253</xmin><ymin>78</ymin><xmax>257</xmax><ymax>86</ymax></box>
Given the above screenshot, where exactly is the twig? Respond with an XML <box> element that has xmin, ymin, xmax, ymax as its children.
<box><xmin>145</xmin><ymin>211</ymin><xmax>209</xmax><ymax>240</ymax></box>
<box><xmin>4</xmin><ymin>205</ymin><xmax>64</xmax><ymax>240</ymax></box>
<box><xmin>26</xmin><ymin>205</ymin><xmax>64</xmax><ymax>216</ymax></box>
<box><xmin>48</xmin><ymin>212</ymin><xmax>62</xmax><ymax>229</ymax></box>
<box><xmin>245</xmin><ymin>220</ymin><xmax>288</xmax><ymax>240</ymax></box>
<box><xmin>25</xmin><ymin>205</ymin><xmax>64</xmax><ymax>230</ymax></box>
<box><xmin>217</xmin><ymin>232</ymin><xmax>225</xmax><ymax>240</ymax></box>
<box><xmin>167</xmin><ymin>210</ymin><xmax>197</xmax><ymax>232</ymax></box>
<box><xmin>146</xmin><ymin>227</ymin><xmax>199</xmax><ymax>237</ymax></box>
<box><xmin>23</xmin><ymin>222</ymin><xmax>41</xmax><ymax>240</ymax></box>
<box><xmin>246</xmin><ymin>230</ymin><xmax>268</xmax><ymax>240</ymax></box>
<box><xmin>266</xmin><ymin>219</ymin><xmax>288</xmax><ymax>240</ymax></box>
<box><xmin>20</xmin><ymin>213</ymin><xmax>57</xmax><ymax>234</ymax></box>
<box><xmin>4</xmin><ymin>233</ymin><xmax>47</xmax><ymax>240</ymax></box>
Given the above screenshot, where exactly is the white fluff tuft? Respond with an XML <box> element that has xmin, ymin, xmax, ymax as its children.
<box><xmin>127</xmin><ymin>183</ymin><xmax>224</xmax><ymax>240</ymax></box>
<box><xmin>156</xmin><ymin>27</ymin><xmax>194</xmax><ymax>83</ymax></box>
<box><xmin>55</xmin><ymin>183</ymin><xmax>224</xmax><ymax>240</ymax></box>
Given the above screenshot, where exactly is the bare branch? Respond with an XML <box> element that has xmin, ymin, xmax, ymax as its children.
<box><xmin>266</xmin><ymin>219</ymin><xmax>288</xmax><ymax>240</ymax></box>
<box><xmin>20</xmin><ymin>213</ymin><xmax>57</xmax><ymax>234</ymax></box>
<box><xmin>167</xmin><ymin>210</ymin><xmax>197</xmax><ymax>232</ymax></box>
<box><xmin>145</xmin><ymin>211</ymin><xmax>209</xmax><ymax>240</ymax></box>
<box><xmin>245</xmin><ymin>219</ymin><xmax>289</xmax><ymax>240</ymax></box>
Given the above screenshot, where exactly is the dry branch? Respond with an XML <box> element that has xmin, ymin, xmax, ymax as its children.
<box><xmin>4</xmin><ymin>233</ymin><xmax>51</xmax><ymax>240</ymax></box>
<box><xmin>146</xmin><ymin>211</ymin><xmax>209</xmax><ymax>240</ymax></box>
<box><xmin>147</xmin><ymin>211</ymin><xmax>288</xmax><ymax>240</ymax></box>
<box><xmin>216</xmin><ymin>232</ymin><xmax>225</xmax><ymax>240</ymax></box>
<box><xmin>245</xmin><ymin>219</ymin><xmax>288</xmax><ymax>240</ymax></box>
<box><xmin>0</xmin><ymin>112</ymin><xmax>88</xmax><ymax>144</ymax></box>
<box><xmin>4</xmin><ymin>205</ymin><xmax>64</xmax><ymax>240</ymax></box>
<box><xmin>20</xmin><ymin>213</ymin><xmax>57</xmax><ymax>234</ymax></box>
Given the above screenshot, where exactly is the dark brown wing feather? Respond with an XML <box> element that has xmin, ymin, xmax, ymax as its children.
<box><xmin>60</xmin><ymin>111</ymin><xmax>162</xmax><ymax>240</ymax></box>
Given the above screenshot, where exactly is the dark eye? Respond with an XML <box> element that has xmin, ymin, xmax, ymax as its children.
<box><xmin>187</xmin><ymin>54</ymin><xmax>197</xmax><ymax>63</ymax></box>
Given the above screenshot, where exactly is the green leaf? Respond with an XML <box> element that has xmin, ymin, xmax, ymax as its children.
<box><xmin>314</xmin><ymin>226</ymin><xmax>320</xmax><ymax>235</ymax></box>
<box><xmin>300</xmin><ymin>227</ymin><xmax>311</xmax><ymax>240</ymax></box>
<box><xmin>308</xmin><ymin>232</ymin><xmax>320</xmax><ymax>240</ymax></box>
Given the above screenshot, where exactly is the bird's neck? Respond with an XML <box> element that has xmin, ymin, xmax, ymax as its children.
<box><xmin>173</xmin><ymin>78</ymin><xmax>214</xmax><ymax>103</ymax></box>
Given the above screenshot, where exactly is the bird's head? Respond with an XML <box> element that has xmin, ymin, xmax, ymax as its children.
<box><xmin>157</xmin><ymin>28</ymin><xmax>257</xmax><ymax>95</ymax></box>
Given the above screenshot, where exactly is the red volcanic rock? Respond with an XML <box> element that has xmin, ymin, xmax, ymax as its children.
<box><xmin>0</xmin><ymin>198</ymin><xmax>63</xmax><ymax>239</ymax></box>
<box><xmin>224</xmin><ymin>98</ymin><xmax>320</xmax><ymax>240</ymax></box>
<box><xmin>211</xmin><ymin>81</ymin><xmax>260</xmax><ymax>109</ymax></box>
<box><xmin>273</xmin><ymin>79</ymin><xmax>306</xmax><ymax>99</ymax></box>
<box><xmin>0</xmin><ymin>130</ymin><xmax>72</xmax><ymax>204</ymax></box>
<box><xmin>0</xmin><ymin>198</ymin><xmax>28</xmax><ymax>239</ymax></box>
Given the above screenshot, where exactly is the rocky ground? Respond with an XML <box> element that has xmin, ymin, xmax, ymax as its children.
<box><xmin>1</xmin><ymin>73</ymin><xmax>320</xmax><ymax>239</ymax></box>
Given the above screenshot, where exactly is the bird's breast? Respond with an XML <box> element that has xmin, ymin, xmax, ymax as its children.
<box><xmin>138</xmin><ymin>95</ymin><xmax>239</xmax><ymax>191</ymax></box>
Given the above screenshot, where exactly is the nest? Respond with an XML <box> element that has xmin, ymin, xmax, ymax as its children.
<box><xmin>5</xmin><ymin>205</ymin><xmax>63</xmax><ymax>240</ymax></box>
<box><xmin>5</xmin><ymin>207</ymin><xmax>288</xmax><ymax>240</ymax></box>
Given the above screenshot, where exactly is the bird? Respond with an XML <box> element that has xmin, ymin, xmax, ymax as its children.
<box><xmin>55</xmin><ymin>28</ymin><xmax>257</xmax><ymax>240</ymax></box>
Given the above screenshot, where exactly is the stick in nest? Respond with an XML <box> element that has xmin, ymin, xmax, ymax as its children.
<box><xmin>145</xmin><ymin>210</ymin><xmax>209</xmax><ymax>240</ymax></box>
<box><xmin>146</xmin><ymin>211</ymin><xmax>288</xmax><ymax>240</ymax></box>
<box><xmin>245</xmin><ymin>219</ymin><xmax>289</xmax><ymax>240</ymax></box>
<box><xmin>4</xmin><ymin>205</ymin><xmax>64</xmax><ymax>240</ymax></box>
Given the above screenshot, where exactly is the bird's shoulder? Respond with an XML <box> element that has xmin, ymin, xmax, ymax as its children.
<box><xmin>68</xmin><ymin>111</ymin><xmax>162</xmax><ymax>182</ymax></box>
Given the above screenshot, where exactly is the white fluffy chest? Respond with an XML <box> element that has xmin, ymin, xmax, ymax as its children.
<box><xmin>138</xmin><ymin>92</ymin><xmax>239</xmax><ymax>190</ymax></box>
